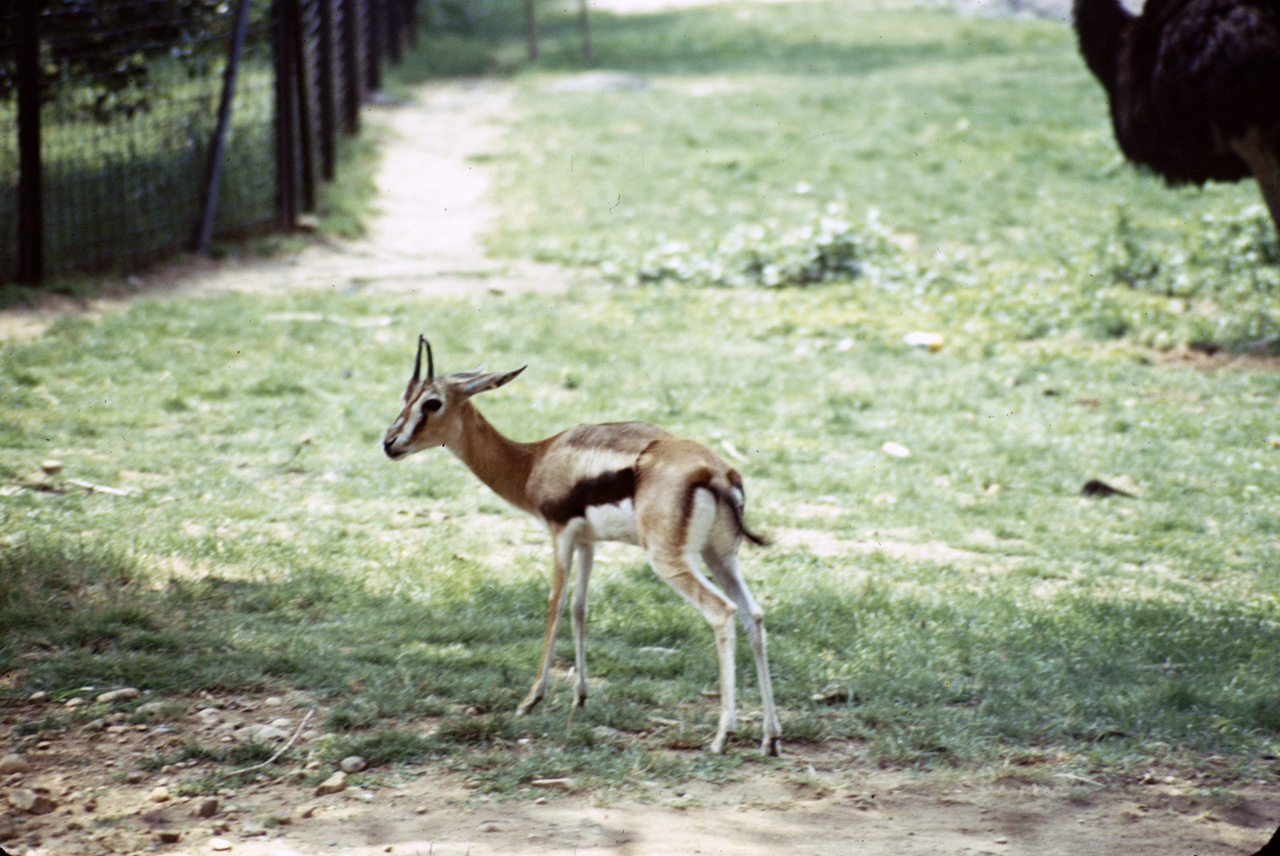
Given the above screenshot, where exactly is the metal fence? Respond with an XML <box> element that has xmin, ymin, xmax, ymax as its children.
<box><xmin>0</xmin><ymin>0</ymin><xmax>419</xmax><ymax>285</ymax></box>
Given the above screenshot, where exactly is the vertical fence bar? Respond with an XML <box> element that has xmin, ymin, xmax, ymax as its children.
<box><xmin>17</xmin><ymin>0</ymin><xmax>44</xmax><ymax>284</ymax></box>
<box><xmin>365</xmin><ymin>0</ymin><xmax>383</xmax><ymax>92</ymax></box>
<box><xmin>317</xmin><ymin>0</ymin><xmax>337</xmax><ymax>181</ymax></box>
<box><xmin>386</xmin><ymin>0</ymin><xmax>403</xmax><ymax>64</ymax></box>
<box><xmin>291</xmin><ymin>0</ymin><xmax>317</xmax><ymax>212</ymax></box>
<box><xmin>274</xmin><ymin>0</ymin><xmax>299</xmax><ymax>230</ymax></box>
<box><xmin>195</xmin><ymin>0</ymin><xmax>253</xmax><ymax>253</ymax></box>
<box><xmin>341</xmin><ymin>0</ymin><xmax>362</xmax><ymax>134</ymax></box>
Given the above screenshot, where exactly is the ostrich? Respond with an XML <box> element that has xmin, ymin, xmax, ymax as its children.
<box><xmin>1071</xmin><ymin>0</ymin><xmax>1280</xmax><ymax>249</ymax></box>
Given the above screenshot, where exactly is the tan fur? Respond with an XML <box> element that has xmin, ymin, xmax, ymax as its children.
<box><xmin>384</xmin><ymin>348</ymin><xmax>781</xmax><ymax>755</ymax></box>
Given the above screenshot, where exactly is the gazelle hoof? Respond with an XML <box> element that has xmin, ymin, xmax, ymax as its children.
<box><xmin>761</xmin><ymin>736</ymin><xmax>780</xmax><ymax>757</ymax></box>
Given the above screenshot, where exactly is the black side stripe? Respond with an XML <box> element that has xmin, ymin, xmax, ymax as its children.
<box><xmin>539</xmin><ymin>467</ymin><xmax>637</xmax><ymax>526</ymax></box>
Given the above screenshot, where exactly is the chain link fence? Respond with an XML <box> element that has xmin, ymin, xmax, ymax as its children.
<box><xmin>0</xmin><ymin>0</ymin><xmax>419</xmax><ymax>285</ymax></box>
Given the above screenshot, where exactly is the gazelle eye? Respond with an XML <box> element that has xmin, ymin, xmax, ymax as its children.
<box><xmin>423</xmin><ymin>399</ymin><xmax>443</xmax><ymax>413</ymax></box>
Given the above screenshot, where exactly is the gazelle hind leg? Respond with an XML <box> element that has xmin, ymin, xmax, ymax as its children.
<box><xmin>518</xmin><ymin>529</ymin><xmax>575</xmax><ymax>715</ymax></box>
<box><xmin>570</xmin><ymin>543</ymin><xmax>594</xmax><ymax>707</ymax></box>
<box><xmin>703</xmin><ymin>548</ymin><xmax>781</xmax><ymax>756</ymax></box>
<box><xmin>647</xmin><ymin>547</ymin><xmax>739</xmax><ymax>753</ymax></box>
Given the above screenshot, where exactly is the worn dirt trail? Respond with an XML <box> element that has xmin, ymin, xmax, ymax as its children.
<box><xmin>2</xmin><ymin>48</ymin><xmax>1278</xmax><ymax>856</ymax></box>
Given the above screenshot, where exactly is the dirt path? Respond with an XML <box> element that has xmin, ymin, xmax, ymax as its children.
<box><xmin>3</xmin><ymin>66</ymin><xmax>1278</xmax><ymax>856</ymax></box>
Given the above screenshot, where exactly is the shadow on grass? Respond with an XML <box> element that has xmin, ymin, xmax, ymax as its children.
<box><xmin>5</xmin><ymin>535</ymin><xmax>1280</xmax><ymax>775</ymax></box>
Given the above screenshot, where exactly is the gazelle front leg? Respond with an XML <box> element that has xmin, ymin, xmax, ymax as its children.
<box><xmin>518</xmin><ymin>526</ymin><xmax>576</xmax><ymax>715</ymax></box>
<box><xmin>571</xmin><ymin>542</ymin><xmax>594</xmax><ymax>707</ymax></box>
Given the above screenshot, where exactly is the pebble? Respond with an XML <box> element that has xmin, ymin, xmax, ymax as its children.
<box><xmin>0</xmin><ymin>755</ymin><xmax>31</xmax><ymax>776</ymax></box>
<box><xmin>124</xmin><ymin>771</ymin><xmax>146</xmax><ymax>784</ymax></box>
<box><xmin>96</xmin><ymin>688</ymin><xmax>141</xmax><ymax>704</ymax></box>
<box><xmin>196</xmin><ymin>797</ymin><xmax>220</xmax><ymax>818</ymax></box>
<box><xmin>210</xmin><ymin>836</ymin><xmax>233</xmax><ymax>851</ymax></box>
<box><xmin>8</xmin><ymin>788</ymin><xmax>56</xmax><ymax>814</ymax></box>
<box><xmin>238</xmin><ymin>724</ymin><xmax>290</xmax><ymax>742</ymax></box>
<box><xmin>264</xmin><ymin>696</ymin><xmax>284</xmax><ymax>707</ymax></box>
<box><xmin>240</xmin><ymin>819</ymin><xmax>268</xmax><ymax>837</ymax></box>
<box><xmin>340</xmin><ymin>755</ymin><xmax>367</xmax><ymax>774</ymax></box>
<box><xmin>149</xmin><ymin>786</ymin><xmax>171</xmax><ymax>803</ymax></box>
<box><xmin>314</xmin><ymin>771</ymin><xmax>347</xmax><ymax>796</ymax></box>
<box><xmin>531</xmin><ymin>777</ymin><xmax>576</xmax><ymax>792</ymax></box>
<box><xmin>28</xmin><ymin>692</ymin><xmax>47</xmax><ymax>703</ymax></box>
<box><xmin>158</xmin><ymin>829</ymin><xmax>182</xmax><ymax>843</ymax></box>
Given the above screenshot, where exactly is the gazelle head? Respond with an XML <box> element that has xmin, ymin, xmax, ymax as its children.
<box><xmin>382</xmin><ymin>336</ymin><xmax>526</xmax><ymax>460</ymax></box>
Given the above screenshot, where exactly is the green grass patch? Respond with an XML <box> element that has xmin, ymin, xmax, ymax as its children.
<box><xmin>3</xmin><ymin>0</ymin><xmax>1280</xmax><ymax>794</ymax></box>
<box><xmin>3</xmin><ymin>283</ymin><xmax>1280</xmax><ymax>789</ymax></box>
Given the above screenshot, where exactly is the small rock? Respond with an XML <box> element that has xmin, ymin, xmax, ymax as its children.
<box><xmin>530</xmin><ymin>778</ymin><xmax>576</xmax><ymax>792</ymax></box>
<box><xmin>0</xmin><ymin>811</ymin><xmax>15</xmax><ymax>841</ymax></box>
<box><xmin>238</xmin><ymin>724</ymin><xmax>290</xmax><ymax>742</ymax></box>
<box><xmin>124</xmin><ymin>771</ymin><xmax>145</xmax><ymax>784</ymax></box>
<box><xmin>210</xmin><ymin>836</ymin><xmax>233</xmax><ymax>851</ymax></box>
<box><xmin>263</xmin><ymin>696</ymin><xmax>284</xmax><ymax>707</ymax></box>
<box><xmin>40</xmin><ymin>460</ymin><xmax>63</xmax><ymax>475</ymax></box>
<box><xmin>96</xmin><ymin>688</ymin><xmax>141</xmax><ymax>704</ymax></box>
<box><xmin>195</xmin><ymin>797</ymin><xmax>220</xmax><ymax>818</ymax></box>
<box><xmin>339</xmin><ymin>756</ymin><xmax>367</xmax><ymax>774</ymax></box>
<box><xmin>149</xmin><ymin>786</ymin><xmax>171</xmax><ymax>803</ymax></box>
<box><xmin>0</xmin><ymin>755</ymin><xmax>31</xmax><ymax>775</ymax></box>
<box><xmin>83</xmin><ymin>718</ymin><xmax>106</xmax><ymax>733</ymax></box>
<box><xmin>240</xmin><ymin>819</ymin><xmax>267</xmax><ymax>837</ymax></box>
<box><xmin>8</xmin><ymin>788</ymin><xmax>56</xmax><ymax>814</ymax></box>
<box><xmin>881</xmin><ymin>441</ymin><xmax>912</xmax><ymax>459</ymax></box>
<box><xmin>83</xmin><ymin>796</ymin><xmax>98</xmax><ymax>812</ymax></box>
<box><xmin>28</xmin><ymin>692</ymin><xmax>47</xmax><ymax>703</ymax></box>
<box><xmin>158</xmin><ymin>829</ymin><xmax>182</xmax><ymax>843</ymax></box>
<box><xmin>267</xmin><ymin>811</ymin><xmax>292</xmax><ymax>825</ymax></box>
<box><xmin>314</xmin><ymin>771</ymin><xmax>347</xmax><ymax>796</ymax></box>
<box><xmin>64</xmin><ymin>697</ymin><xmax>86</xmax><ymax>709</ymax></box>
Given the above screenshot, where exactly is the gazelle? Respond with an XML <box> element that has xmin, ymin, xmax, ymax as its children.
<box><xmin>382</xmin><ymin>337</ymin><xmax>781</xmax><ymax>755</ymax></box>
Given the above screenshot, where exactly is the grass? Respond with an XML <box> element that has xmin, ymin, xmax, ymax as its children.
<box><xmin>2</xmin><ymin>0</ymin><xmax>1280</xmax><ymax>796</ymax></box>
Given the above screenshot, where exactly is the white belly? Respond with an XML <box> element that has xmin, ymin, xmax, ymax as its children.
<box><xmin>582</xmin><ymin>499</ymin><xmax>639</xmax><ymax>544</ymax></box>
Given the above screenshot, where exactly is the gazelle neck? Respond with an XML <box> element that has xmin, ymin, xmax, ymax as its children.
<box><xmin>446</xmin><ymin>401</ymin><xmax>542</xmax><ymax>515</ymax></box>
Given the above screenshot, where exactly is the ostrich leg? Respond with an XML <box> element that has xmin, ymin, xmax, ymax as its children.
<box><xmin>1229</xmin><ymin>130</ymin><xmax>1280</xmax><ymax>255</ymax></box>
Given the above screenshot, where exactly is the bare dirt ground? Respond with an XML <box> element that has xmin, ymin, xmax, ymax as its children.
<box><xmin>3</xmin><ymin>27</ymin><xmax>1279</xmax><ymax>856</ymax></box>
<box><xmin>4</xmin><ymin>683</ymin><xmax>1280</xmax><ymax>856</ymax></box>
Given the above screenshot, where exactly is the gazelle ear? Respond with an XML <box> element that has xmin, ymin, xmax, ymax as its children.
<box><xmin>458</xmin><ymin>365</ymin><xmax>527</xmax><ymax>397</ymax></box>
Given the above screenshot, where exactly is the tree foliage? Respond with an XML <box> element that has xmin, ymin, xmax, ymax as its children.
<box><xmin>0</xmin><ymin>0</ymin><xmax>262</xmax><ymax>122</ymax></box>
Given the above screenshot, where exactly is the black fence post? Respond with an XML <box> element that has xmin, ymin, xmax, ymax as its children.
<box><xmin>365</xmin><ymin>0</ymin><xmax>383</xmax><ymax>92</ymax></box>
<box><xmin>195</xmin><ymin>0</ymin><xmax>253</xmax><ymax>253</ymax></box>
<box><xmin>17</xmin><ymin>0</ymin><xmax>44</xmax><ymax>284</ymax></box>
<box><xmin>292</xmin><ymin>0</ymin><xmax>317</xmax><ymax>212</ymax></box>
<box><xmin>318</xmin><ymin>0</ymin><xmax>337</xmax><ymax>181</ymax></box>
<box><xmin>274</xmin><ymin>0</ymin><xmax>299</xmax><ymax>231</ymax></box>
<box><xmin>341</xmin><ymin>0</ymin><xmax>363</xmax><ymax>134</ymax></box>
<box><xmin>386</xmin><ymin>0</ymin><xmax>403</xmax><ymax>64</ymax></box>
